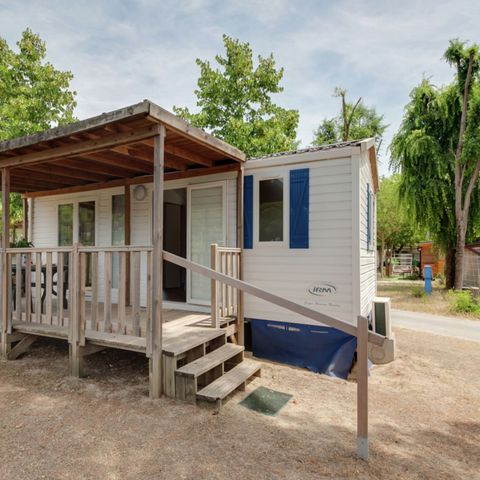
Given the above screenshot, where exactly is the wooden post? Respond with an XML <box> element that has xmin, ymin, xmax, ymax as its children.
<box><xmin>22</xmin><ymin>197</ymin><xmax>29</xmax><ymax>241</ymax></box>
<box><xmin>236</xmin><ymin>166</ymin><xmax>245</xmax><ymax>346</ymax></box>
<box><xmin>1</xmin><ymin>168</ymin><xmax>11</xmax><ymax>358</ymax></box>
<box><xmin>124</xmin><ymin>184</ymin><xmax>131</xmax><ymax>305</ymax></box>
<box><xmin>357</xmin><ymin>315</ymin><xmax>369</xmax><ymax>460</ymax></box>
<box><xmin>210</xmin><ymin>243</ymin><xmax>219</xmax><ymax>328</ymax></box>
<box><xmin>69</xmin><ymin>243</ymin><xmax>82</xmax><ymax>376</ymax></box>
<box><xmin>149</xmin><ymin>125</ymin><xmax>165</xmax><ymax>399</ymax></box>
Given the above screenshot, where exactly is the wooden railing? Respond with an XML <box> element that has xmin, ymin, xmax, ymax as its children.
<box><xmin>163</xmin><ymin>250</ymin><xmax>384</xmax><ymax>460</ymax></box>
<box><xmin>4</xmin><ymin>247</ymin><xmax>72</xmax><ymax>328</ymax></box>
<box><xmin>2</xmin><ymin>245</ymin><xmax>152</xmax><ymax>341</ymax></box>
<box><xmin>76</xmin><ymin>245</ymin><xmax>152</xmax><ymax>338</ymax></box>
<box><xmin>210</xmin><ymin>244</ymin><xmax>242</xmax><ymax>329</ymax></box>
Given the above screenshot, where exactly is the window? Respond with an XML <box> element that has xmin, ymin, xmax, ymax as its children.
<box><xmin>367</xmin><ymin>184</ymin><xmax>374</xmax><ymax>251</ymax></box>
<box><xmin>111</xmin><ymin>195</ymin><xmax>125</xmax><ymax>289</ymax></box>
<box><xmin>111</xmin><ymin>195</ymin><xmax>125</xmax><ymax>246</ymax></box>
<box><xmin>259</xmin><ymin>178</ymin><xmax>284</xmax><ymax>242</ymax></box>
<box><xmin>58</xmin><ymin>204</ymin><xmax>73</xmax><ymax>246</ymax></box>
<box><xmin>78</xmin><ymin>201</ymin><xmax>95</xmax><ymax>246</ymax></box>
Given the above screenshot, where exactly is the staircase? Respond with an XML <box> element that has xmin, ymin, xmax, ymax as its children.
<box><xmin>173</xmin><ymin>331</ymin><xmax>261</xmax><ymax>410</ymax></box>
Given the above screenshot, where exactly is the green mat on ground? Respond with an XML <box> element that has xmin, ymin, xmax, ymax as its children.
<box><xmin>240</xmin><ymin>386</ymin><xmax>292</xmax><ymax>416</ymax></box>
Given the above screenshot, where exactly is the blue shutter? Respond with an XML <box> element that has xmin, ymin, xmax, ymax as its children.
<box><xmin>244</xmin><ymin>175</ymin><xmax>253</xmax><ymax>249</ymax></box>
<box><xmin>289</xmin><ymin>168</ymin><xmax>309</xmax><ymax>248</ymax></box>
<box><xmin>366</xmin><ymin>183</ymin><xmax>371</xmax><ymax>250</ymax></box>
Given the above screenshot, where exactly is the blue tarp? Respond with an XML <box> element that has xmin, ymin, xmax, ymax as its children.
<box><xmin>250</xmin><ymin>319</ymin><xmax>357</xmax><ymax>379</ymax></box>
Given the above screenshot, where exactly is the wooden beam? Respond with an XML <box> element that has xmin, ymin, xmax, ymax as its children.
<box><xmin>163</xmin><ymin>164</ymin><xmax>239</xmax><ymax>182</ymax></box>
<box><xmin>24</xmin><ymin>165</ymin><xmax>240</xmax><ymax>198</ymax></box>
<box><xmin>23</xmin><ymin>162</ymin><xmax>110</xmax><ymax>182</ymax></box>
<box><xmin>58</xmin><ymin>157</ymin><xmax>140</xmax><ymax>179</ymax></box>
<box><xmin>147</xmin><ymin>103</ymin><xmax>246</xmax><ymax>162</ymax></box>
<box><xmin>149</xmin><ymin>126</ymin><xmax>165</xmax><ymax>398</ymax></box>
<box><xmin>357</xmin><ymin>315</ymin><xmax>369</xmax><ymax>460</ymax></box>
<box><xmin>85</xmin><ymin>151</ymin><xmax>153</xmax><ymax>173</ymax></box>
<box><xmin>7</xmin><ymin>334</ymin><xmax>37</xmax><ymax>360</ymax></box>
<box><xmin>0</xmin><ymin>101</ymin><xmax>151</xmax><ymax>153</ymax></box>
<box><xmin>142</xmin><ymin>139</ymin><xmax>214</xmax><ymax>167</ymax></box>
<box><xmin>125</xmin><ymin>184</ymin><xmax>131</xmax><ymax>305</ymax></box>
<box><xmin>13</xmin><ymin>168</ymin><xmax>86</xmax><ymax>186</ymax></box>
<box><xmin>0</xmin><ymin>125</ymin><xmax>161</xmax><ymax>169</ymax></box>
<box><xmin>1</xmin><ymin>168</ymin><xmax>11</xmax><ymax>358</ymax></box>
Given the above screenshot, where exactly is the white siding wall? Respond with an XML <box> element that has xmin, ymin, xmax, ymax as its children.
<box><xmin>30</xmin><ymin>171</ymin><xmax>238</xmax><ymax>307</ymax></box>
<box><xmin>358</xmin><ymin>150</ymin><xmax>377</xmax><ymax>318</ymax></box>
<box><xmin>243</xmin><ymin>156</ymin><xmax>355</xmax><ymax>326</ymax></box>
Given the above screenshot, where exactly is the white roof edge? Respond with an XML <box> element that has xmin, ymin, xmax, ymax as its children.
<box><xmin>245</xmin><ymin>146</ymin><xmax>361</xmax><ymax>170</ymax></box>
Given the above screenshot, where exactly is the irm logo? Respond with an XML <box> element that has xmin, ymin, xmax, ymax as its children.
<box><xmin>308</xmin><ymin>283</ymin><xmax>337</xmax><ymax>296</ymax></box>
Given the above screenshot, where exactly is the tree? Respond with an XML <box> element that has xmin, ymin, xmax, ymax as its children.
<box><xmin>0</xmin><ymin>28</ymin><xmax>76</xmax><ymax>239</ymax></box>
<box><xmin>174</xmin><ymin>35</ymin><xmax>299</xmax><ymax>158</ymax></box>
<box><xmin>390</xmin><ymin>40</ymin><xmax>480</xmax><ymax>289</ymax></box>
<box><xmin>312</xmin><ymin>87</ymin><xmax>387</xmax><ymax>152</ymax></box>
<box><xmin>376</xmin><ymin>174</ymin><xmax>423</xmax><ymax>276</ymax></box>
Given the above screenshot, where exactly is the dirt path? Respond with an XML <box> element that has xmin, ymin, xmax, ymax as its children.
<box><xmin>0</xmin><ymin>328</ymin><xmax>479</xmax><ymax>479</ymax></box>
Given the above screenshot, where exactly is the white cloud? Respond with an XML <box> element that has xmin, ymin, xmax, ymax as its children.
<box><xmin>1</xmin><ymin>0</ymin><xmax>479</xmax><ymax>175</ymax></box>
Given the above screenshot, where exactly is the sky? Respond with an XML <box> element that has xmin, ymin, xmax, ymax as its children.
<box><xmin>1</xmin><ymin>0</ymin><xmax>480</xmax><ymax>176</ymax></box>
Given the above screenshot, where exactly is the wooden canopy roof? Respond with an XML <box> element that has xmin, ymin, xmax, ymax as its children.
<box><xmin>0</xmin><ymin>100</ymin><xmax>246</xmax><ymax>196</ymax></box>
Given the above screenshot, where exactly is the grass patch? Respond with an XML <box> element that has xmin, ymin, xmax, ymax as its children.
<box><xmin>377</xmin><ymin>279</ymin><xmax>479</xmax><ymax>319</ymax></box>
<box><xmin>448</xmin><ymin>290</ymin><xmax>480</xmax><ymax>315</ymax></box>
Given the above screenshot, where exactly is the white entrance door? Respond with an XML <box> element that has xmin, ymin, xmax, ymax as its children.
<box><xmin>187</xmin><ymin>182</ymin><xmax>226</xmax><ymax>305</ymax></box>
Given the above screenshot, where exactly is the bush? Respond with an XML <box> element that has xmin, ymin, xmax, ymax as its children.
<box><xmin>411</xmin><ymin>286</ymin><xmax>426</xmax><ymax>299</ymax></box>
<box><xmin>10</xmin><ymin>238</ymin><xmax>33</xmax><ymax>248</ymax></box>
<box><xmin>448</xmin><ymin>290</ymin><xmax>480</xmax><ymax>315</ymax></box>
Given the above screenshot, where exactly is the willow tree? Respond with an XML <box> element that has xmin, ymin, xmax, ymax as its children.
<box><xmin>391</xmin><ymin>40</ymin><xmax>480</xmax><ymax>289</ymax></box>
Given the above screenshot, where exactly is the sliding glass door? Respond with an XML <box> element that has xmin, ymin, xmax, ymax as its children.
<box><xmin>187</xmin><ymin>183</ymin><xmax>225</xmax><ymax>305</ymax></box>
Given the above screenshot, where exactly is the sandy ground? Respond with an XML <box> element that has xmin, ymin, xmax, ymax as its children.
<box><xmin>0</xmin><ymin>328</ymin><xmax>479</xmax><ymax>480</ymax></box>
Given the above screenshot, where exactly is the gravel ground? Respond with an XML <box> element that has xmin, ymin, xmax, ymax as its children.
<box><xmin>0</xmin><ymin>327</ymin><xmax>479</xmax><ymax>480</ymax></box>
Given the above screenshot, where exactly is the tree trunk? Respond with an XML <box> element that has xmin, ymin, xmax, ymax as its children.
<box><xmin>445</xmin><ymin>247</ymin><xmax>456</xmax><ymax>290</ymax></box>
<box><xmin>454</xmin><ymin>220</ymin><xmax>467</xmax><ymax>290</ymax></box>
<box><xmin>379</xmin><ymin>237</ymin><xmax>385</xmax><ymax>278</ymax></box>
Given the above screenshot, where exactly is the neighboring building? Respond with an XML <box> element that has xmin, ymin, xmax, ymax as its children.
<box><xmin>464</xmin><ymin>240</ymin><xmax>480</xmax><ymax>288</ymax></box>
<box><xmin>417</xmin><ymin>241</ymin><xmax>445</xmax><ymax>277</ymax></box>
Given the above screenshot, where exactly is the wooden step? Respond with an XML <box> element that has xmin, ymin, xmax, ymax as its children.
<box><xmin>176</xmin><ymin>343</ymin><xmax>244</xmax><ymax>379</ymax></box>
<box><xmin>196</xmin><ymin>359</ymin><xmax>261</xmax><ymax>409</ymax></box>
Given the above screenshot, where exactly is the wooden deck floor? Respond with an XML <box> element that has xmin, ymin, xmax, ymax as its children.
<box><xmin>12</xmin><ymin>307</ymin><xmax>221</xmax><ymax>356</ymax></box>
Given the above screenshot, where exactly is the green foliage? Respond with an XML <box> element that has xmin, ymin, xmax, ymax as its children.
<box><xmin>448</xmin><ymin>290</ymin><xmax>480</xmax><ymax>314</ymax></box>
<box><xmin>174</xmin><ymin>35</ymin><xmax>299</xmax><ymax>158</ymax></box>
<box><xmin>0</xmin><ymin>28</ymin><xmax>76</xmax><ymax>140</ymax></box>
<box><xmin>377</xmin><ymin>174</ymin><xmax>424</xmax><ymax>250</ymax></box>
<box><xmin>411</xmin><ymin>285</ymin><xmax>426</xmax><ymax>300</ymax></box>
<box><xmin>390</xmin><ymin>41</ymin><xmax>480</xmax><ymax>254</ymax></box>
<box><xmin>312</xmin><ymin>87</ymin><xmax>387</xmax><ymax>152</ymax></box>
<box><xmin>10</xmin><ymin>237</ymin><xmax>33</xmax><ymax>248</ymax></box>
<box><xmin>0</xmin><ymin>28</ymin><xmax>76</xmax><ymax>229</ymax></box>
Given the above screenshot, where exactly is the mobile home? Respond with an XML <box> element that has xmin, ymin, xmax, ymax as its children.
<box><xmin>243</xmin><ymin>141</ymin><xmax>378</xmax><ymax>376</ymax></box>
<box><xmin>0</xmin><ymin>101</ymin><xmax>385</xmax><ymax>458</ymax></box>
<box><xmin>26</xmin><ymin>138</ymin><xmax>379</xmax><ymax>378</ymax></box>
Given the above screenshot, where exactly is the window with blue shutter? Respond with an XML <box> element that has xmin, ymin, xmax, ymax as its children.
<box><xmin>244</xmin><ymin>175</ymin><xmax>253</xmax><ymax>249</ymax></box>
<box><xmin>289</xmin><ymin>168</ymin><xmax>309</xmax><ymax>248</ymax></box>
<box><xmin>367</xmin><ymin>183</ymin><xmax>371</xmax><ymax>250</ymax></box>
